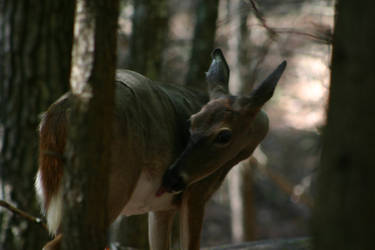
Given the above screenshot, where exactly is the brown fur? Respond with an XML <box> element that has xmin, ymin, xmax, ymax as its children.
<box><xmin>38</xmin><ymin>97</ymin><xmax>70</xmax><ymax>211</ymax></box>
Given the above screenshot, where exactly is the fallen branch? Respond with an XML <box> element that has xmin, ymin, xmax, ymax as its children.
<box><xmin>0</xmin><ymin>200</ymin><xmax>48</xmax><ymax>231</ymax></box>
<box><xmin>204</xmin><ymin>237</ymin><xmax>311</xmax><ymax>250</ymax></box>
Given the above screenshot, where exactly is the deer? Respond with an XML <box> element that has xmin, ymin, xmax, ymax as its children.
<box><xmin>35</xmin><ymin>48</ymin><xmax>286</xmax><ymax>250</ymax></box>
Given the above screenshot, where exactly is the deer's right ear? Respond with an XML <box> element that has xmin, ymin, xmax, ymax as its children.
<box><xmin>206</xmin><ymin>48</ymin><xmax>230</xmax><ymax>100</ymax></box>
<box><xmin>248</xmin><ymin>60</ymin><xmax>287</xmax><ymax>108</ymax></box>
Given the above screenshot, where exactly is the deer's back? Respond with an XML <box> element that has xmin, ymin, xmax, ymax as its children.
<box><xmin>113</xmin><ymin>70</ymin><xmax>204</xmax><ymax>169</ymax></box>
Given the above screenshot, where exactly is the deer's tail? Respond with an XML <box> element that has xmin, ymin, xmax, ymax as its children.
<box><xmin>35</xmin><ymin>96</ymin><xmax>69</xmax><ymax>235</ymax></box>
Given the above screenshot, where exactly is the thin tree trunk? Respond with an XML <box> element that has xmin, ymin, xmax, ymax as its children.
<box><xmin>227</xmin><ymin>0</ymin><xmax>253</xmax><ymax>96</ymax></box>
<box><xmin>227</xmin><ymin>0</ymin><xmax>256</xmax><ymax>242</ymax></box>
<box><xmin>61</xmin><ymin>0</ymin><xmax>119</xmax><ymax>249</ymax></box>
<box><xmin>125</xmin><ymin>0</ymin><xmax>169</xmax><ymax>80</ymax></box>
<box><xmin>313</xmin><ymin>1</ymin><xmax>375</xmax><ymax>250</ymax></box>
<box><xmin>185</xmin><ymin>0</ymin><xmax>219</xmax><ymax>91</ymax></box>
<box><xmin>0</xmin><ymin>1</ymin><xmax>75</xmax><ymax>249</ymax></box>
<box><xmin>228</xmin><ymin>160</ymin><xmax>256</xmax><ymax>242</ymax></box>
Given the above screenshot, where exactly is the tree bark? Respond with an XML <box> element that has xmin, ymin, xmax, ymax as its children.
<box><xmin>61</xmin><ymin>0</ymin><xmax>119</xmax><ymax>249</ymax></box>
<box><xmin>0</xmin><ymin>1</ymin><xmax>75</xmax><ymax>249</ymax></box>
<box><xmin>185</xmin><ymin>0</ymin><xmax>219</xmax><ymax>91</ymax></box>
<box><xmin>313</xmin><ymin>1</ymin><xmax>375</xmax><ymax>250</ymax></box>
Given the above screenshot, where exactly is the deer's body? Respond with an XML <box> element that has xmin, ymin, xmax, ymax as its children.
<box><xmin>36</xmin><ymin>49</ymin><xmax>286</xmax><ymax>250</ymax></box>
<box><xmin>36</xmin><ymin>70</ymin><xmax>203</xmax><ymax>229</ymax></box>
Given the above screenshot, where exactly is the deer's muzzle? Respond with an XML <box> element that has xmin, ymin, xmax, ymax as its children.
<box><xmin>156</xmin><ymin>168</ymin><xmax>187</xmax><ymax>197</ymax></box>
<box><xmin>156</xmin><ymin>141</ymin><xmax>195</xmax><ymax>197</ymax></box>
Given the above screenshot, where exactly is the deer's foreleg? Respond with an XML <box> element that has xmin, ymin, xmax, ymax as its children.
<box><xmin>179</xmin><ymin>191</ymin><xmax>206</xmax><ymax>250</ymax></box>
<box><xmin>148</xmin><ymin>210</ymin><xmax>176</xmax><ymax>250</ymax></box>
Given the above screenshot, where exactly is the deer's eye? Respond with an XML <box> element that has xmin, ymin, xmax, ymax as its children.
<box><xmin>214</xmin><ymin>129</ymin><xmax>232</xmax><ymax>144</ymax></box>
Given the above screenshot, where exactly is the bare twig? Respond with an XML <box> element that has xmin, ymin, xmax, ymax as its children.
<box><xmin>254</xmin><ymin>164</ymin><xmax>314</xmax><ymax>209</ymax></box>
<box><xmin>274</xmin><ymin>27</ymin><xmax>332</xmax><ymax>44</ymax></box>
<box><xmin>248</xmin><ymin>0</ymin><xmax>277</xmax><ymax>39</ymax></box>
<box><xmin>248</xmin><ymin>37</ymin><xmax>273</xmax><ymax>88</ymax></box>
<box><xmin>251</xmin><ymin>149</ymin><xmax>314</xmax><ymax>208</ymax></box>
<box><xmin>0</xmin><ymin>200</ymin><xmax>48</xmax><ymax>231</ymax></box>
<box><xmin>248</xmin><ymin>0</ymin><xmax>332</xmax><ymax>44</ymax></box>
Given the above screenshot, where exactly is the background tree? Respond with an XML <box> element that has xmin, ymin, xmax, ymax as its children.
<box><xmin>313</xmin><ymin>1</ymin><xmax>375</xmax><ymax>250</ymax></box>
<box><xmin>125</xmin><ymin>0</ymin><xmax>169</xmax><ymax>80</ymax></box>
<box><xmin>185</xmin><ymin>0</ymin><xmax>219</xmax><ymax>91</ymax></box>
<box><xmin>0</xmin><ymin>1</ymin><xmax>75</xmax><ymax>249</ymax></box>
<box><xmin>61</xmin><ymin>0</ymin><xmax>119</xmax><ymax>249</ymax></box>
<box><xmin>226</xmin><ymin>0</ymin><xmax>256</xmax><ymax>242</ymax></box>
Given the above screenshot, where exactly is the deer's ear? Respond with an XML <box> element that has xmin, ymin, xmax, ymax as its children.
<box><xmin>248</xmin><ymin>60</ymin><xmax>287</xmax><ymax>108</ymax></box>
<box><xmin>206</xmin><ymin>48</ymin><xmax>230</xmax><ymax>100</ymax></box>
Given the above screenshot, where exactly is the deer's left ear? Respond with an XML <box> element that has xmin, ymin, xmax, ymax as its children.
<box><xmin>206</xmin><ymin>48</ymin><xmax>230</xmax><ymax>100</ymax></box>
<box><xmin>248</xmin><ymin>60</ymin><xmax>287</xmax><ymax>109</ymax></box>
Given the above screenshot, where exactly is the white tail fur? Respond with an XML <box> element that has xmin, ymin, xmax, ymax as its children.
<box><xmin>35</xmin><ymin>170</ymin><xmax>63</xmax><ymax>235</ymax></box>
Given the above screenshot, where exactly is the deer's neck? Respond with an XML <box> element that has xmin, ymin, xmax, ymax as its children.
<box><xmin>115</xmin><ymin>70</ymin><xmax>206</xmax><ymax>161</ymax></box>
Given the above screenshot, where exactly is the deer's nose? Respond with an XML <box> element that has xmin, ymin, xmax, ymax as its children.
<box><xmin>156</xmin><ymin>138</ymin><xmax>196</xmax><ymax>197</ymax></box>
<box><xmin>160</xmin><ymin>168</ymin><xmax>187</xmax><ymax>195</ymax></box>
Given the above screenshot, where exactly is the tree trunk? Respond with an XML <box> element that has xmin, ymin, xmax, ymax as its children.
<box><xmin>227</xmin><ymin>0</ymin><xmax>253</xmax><ymax>96</ymax></box>
<box><xmin>185</xmin><ymin>0</ymin><xmax>219</xmax><ymax>91</ymax></box>
<box><xmin>0</xmin><ymin>1</ymin><xmax>75</xmax><ymax>249</ymax></box>
<box><xmin>61</xmin><ymin>0</ymin><xmax>119</xmax><ymax>249</ymax></box>
<box><xmin>227</xmin><ymin>0</ymin><xmax>256</xmax><ymax>242</ymax></box>
<box><xmin>313</xmin><ymin>1</ymin><xmax>375</xmax><ymax>250</ymax></box>
<box><xmin>228</xmin><ymin>160</ymin><xmax>256</xmax><ymax>243</ymax></box>
<box><xmin>125</xmin><ymin>0</ymin><xmax>169</xmax><ymax>80</ymax></box>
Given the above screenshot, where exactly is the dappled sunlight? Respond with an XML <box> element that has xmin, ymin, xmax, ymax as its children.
<box><xmin>268</xmin><ymin>56</ymin><xmax>329</xmax><ymax>130</ymax></box>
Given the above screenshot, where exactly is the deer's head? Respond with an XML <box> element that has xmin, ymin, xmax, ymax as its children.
<box><xmin>157</xmin><ymin>49</ymin><xmax>286</xmax><ymax>195</ymax></box>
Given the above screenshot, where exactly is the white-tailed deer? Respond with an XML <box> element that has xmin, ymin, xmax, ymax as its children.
<box><xmin>35</xmin><ymin>49</ymin><xmax>286</xmax><ymax>250</ymax></box>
